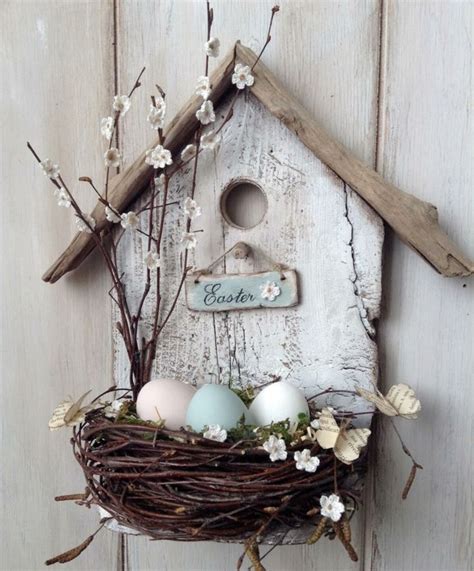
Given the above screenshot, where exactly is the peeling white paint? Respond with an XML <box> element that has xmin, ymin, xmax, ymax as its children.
<box><xmin>113</xmin><ymin>94</ymin><xmax>384</xmax><ymax>426</ymax></box>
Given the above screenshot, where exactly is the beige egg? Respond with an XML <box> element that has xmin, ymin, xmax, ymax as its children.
<box><xmin>136</xmin><ymin>378</ymin><xmax>196</xmax><ymax>430</ymax></box>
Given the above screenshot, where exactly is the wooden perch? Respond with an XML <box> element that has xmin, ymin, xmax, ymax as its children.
<box><xmin>43</xmin><ymin>42</ymin><xmax>473</xmax><ymax>282</ymax></box>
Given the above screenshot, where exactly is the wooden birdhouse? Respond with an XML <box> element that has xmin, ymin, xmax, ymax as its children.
<box><xmin>38</xmin><ymin>41</ymin><xmax>473</xmax><ymax>562</ymax></box>
<box><xmin>44</xmin><ymin>43</ymin><xmax>471</xmax><ymax>417</ymax></box>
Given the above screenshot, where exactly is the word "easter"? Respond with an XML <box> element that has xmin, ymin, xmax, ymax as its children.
<box><xmin>203</xmin><ymin>283</ymin><xmax>255</xmax><ymax>306</ymax></box>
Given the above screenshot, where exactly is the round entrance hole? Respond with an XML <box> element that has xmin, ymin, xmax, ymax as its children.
<box><xmin>220</xmin><ymin>180</ymin><xmax>268</xmax><ymax>229</ymax></box>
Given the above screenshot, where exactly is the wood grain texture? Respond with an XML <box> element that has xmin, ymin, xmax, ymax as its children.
<box><xmin>113</xmin><ymin>0</ymin><xmax>383</xmax><ymax>569</ymax></box>
<box><xmin>42</xmin><ymin>44</ymin><xmax>237</xmax><ymax>284</ymax></box>
<box><xmin>2</xmin><ymin>1</ymin><xmax>472</xmax><ymax>571</ymax></box>
<box><xmin>365</xmin><ymin>2</ymin><xmax>473</xmax><ymax>571</ymax></box>
<box><xmin>42</xmin><ymin>36</ymin><xmax>474</xmax><ymax>282</ymax></box>
<box><xmin>0</xmin><ymin>1</ymin><xmax>117</xmax><ymax>569</ymax></box>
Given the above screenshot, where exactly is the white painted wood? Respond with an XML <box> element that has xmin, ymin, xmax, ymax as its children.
<box><xmin>0</xmin><ymin>1</ymin><xmax>119</xmax><ymax>569</ymax></box>
<box><xmin>5</xmin><ymin>2</ymin><xmax>471</xmax><ymax>571</ymax></box>
<box><xmin>365</xmin><ymin>2</ymin><xmax>474</xmax><ymax>571</ymax></box>
<box><xmin>113</xmin><ymin>1</ymin><xmax>383</xmax><ymax>568</ymax></box>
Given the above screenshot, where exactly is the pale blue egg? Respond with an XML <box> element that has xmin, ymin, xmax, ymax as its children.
<box><xmin>185</xmin><ymin>384</ymin><xmax>253</xmax><ymax>431</ymax></box>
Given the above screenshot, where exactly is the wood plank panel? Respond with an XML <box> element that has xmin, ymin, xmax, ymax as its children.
<box><xmin>115</xmin><ymin>1</ymin><xmax>382</xmax><ymax>569</ymax></box>
<box><xmin>0</xmin><ymin>1</ymin><xmax>117</xmax><ymax>569</ymax></box>
<box><xmin>366</xmin><ymin>2</ymin><xmax>473</xmax><ymax>570</ymax></box>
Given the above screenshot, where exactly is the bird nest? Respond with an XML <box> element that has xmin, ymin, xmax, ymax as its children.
<box><xmin>71</xmin><ymin>410</ymin><xmax>365</xmax><ymax>557</ymax></box>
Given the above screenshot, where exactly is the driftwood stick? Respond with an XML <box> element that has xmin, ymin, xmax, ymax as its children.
<box><xmin>42</xmin><ymin>45</ymin><xmax>237</xmax><ymax>283</ymax></box>
<box><xmin>42</xmin><ymin>43</ymin><xmax>472</xmax><ymax>282</ymax></box>
<box><xmin>235</xmin><ymin>43</ymin><xmax>472</xmax><ymax>277</ymax></box>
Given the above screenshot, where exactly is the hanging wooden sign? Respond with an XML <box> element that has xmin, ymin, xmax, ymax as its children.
<box><xmin>185</xmin><ymin>270</ymin><xmax>298</xmax><ymax>312</ymax></box>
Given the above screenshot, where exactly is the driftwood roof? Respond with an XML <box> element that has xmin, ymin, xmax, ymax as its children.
<box><xmin>43</xmin><ymin>42</ymin><xmax>473</xmax><ymax>282</ymax></box>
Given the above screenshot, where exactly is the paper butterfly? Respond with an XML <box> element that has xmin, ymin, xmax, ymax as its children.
<box><xmin>315</xmin><ymin>408</ymin><xmax>371</xmax><ymax>465</ymax></box>
<box><xmin>48</xmin><ymin>390</ymin><xmax>93</xmax><ymax>431</ymax></box>
<box><xmin>356</xmin><ymin>383</ymin><xmax>421</xmax><ymax>419</ymax></box>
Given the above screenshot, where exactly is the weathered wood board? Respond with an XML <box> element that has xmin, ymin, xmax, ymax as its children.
<box><xmin>2</xmin><ymin>1</ymin><xmax>472</xmax><ymax>570</ymax></box>
<box><xmin>113</xmin><ymin>93</ymin><xmax>383</xmax><ymax>423</ymax></box>
<box><xmin>185</xmin><ymin>270</ymin><xmax>299</xmax><ymax>312</ymax></box>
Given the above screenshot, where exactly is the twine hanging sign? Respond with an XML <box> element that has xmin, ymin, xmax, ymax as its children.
<box><xmin>185</xmin><ymin>242</ymin><xmax>298</xmax><ymax>312</ymax></box>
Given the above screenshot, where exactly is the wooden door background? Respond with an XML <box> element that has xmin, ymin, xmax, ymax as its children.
<box><xmin>1</xmin><ymin>1</ymin><xmax>472</xmax><ymax>570</ymax></box>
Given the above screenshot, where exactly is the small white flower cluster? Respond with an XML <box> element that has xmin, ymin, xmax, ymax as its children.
<box><xmin>262</xmin><ymin>435</ymin><xmax>321</xmax><ymax>474</ymax></box>
<box><xmin>262</xmin><ymin>435</ymin><xmax>287</xmax><ymax>461</ymax></box>
<box><xmin>145</xmin><ymin>144</ymin><xmax>173</xmax><ymax>170</ymax></box>
<box><xmin>147</xmin><ymin>96</ymin><xmax>166</xmax><ymax>130</ymax></box>
<box><xmin>105</xmin><ymin>206</ymin><xmax>120</xmax><ymax>223</ymax></box>
<box><xmin>260</xmin><ymin>281</ymin><xmax>281</xmax><ymax>302</ymax></box>
<box><xmin>194</xmin><ymin>38</ymin><xmax>220</xmax><ymax>127</ymax></box>
<box><xmin>205</xmin><ymin>37</ymin><xmax>220</xmax><ymax>58</ymax></box>
<box><xmin>184</xmin><ymin>197</ymin><xmax>202</xmax><ymax>220</ymax></box>
<box><xmin>232</xmin><ymin>63</ymin><xmax>254</xmax><ymax>90</ymax></box>
<box><xmin>203</xmin><ymin>424</ymin><xmax>227</xmax><ymax>442</ymax></box>
<box><xmin>120</xmin><ymin>211</ymin><xmax>139</xmax><ymax>230</ymax></box>
<box><xmin>294</xmin><ymin>449</ymin><xmax>320</xmax><ymax>473</ymax></box>
<box><xmin>100</xmin><ymin>117</ymin><xmax>114</xmax><ymax>141</ymax></box>
<box><xmin>104</xmin><ymin>147</ymin><xmax>121</xmax><ymax>168</ymax></box>
<box><xmin>100</xmin><ymin>94</ymin><xmax>131</xmax><ymax>167</ymax></box>
<box><xmin>113</xmin><ymin>95</ymin><xmax>131</xmax><ymax>115</ymax></box>
<box><xmin>196</xmin><ymin>99</ymin><xmax>215</xmax><ymax>126</ymax></box>
<box><xmin>180</xmin><ymin>231</ymin><xmax>198</xmax><ymax>251</ymax></box>
<box><xmin>75</xmin><ymin>213</ymin><xmax>96</xmax><ymax>234</ymax></box>
<box><xmin>143</xmin><ymin>250</ymin><xmax>160</xmax><ymax>271</ymax></box>
<box><xmin>54</xmin><ymin>187</ymin><xmax>71</xmax><ymax>208</ymax></box>
<box><xmin>320</xmin><ymin>494</ymin><xmax>345</xmax><ymax>522</ymax></box>
<box><xmin>40</xmin><ymin>159</ymin><xmax>60</xmax><ymax>180</ymax></box>
<box><xmin>179</xmin><ymin>197</ymin><xmax>202</xmax><ymax>251</ymax></box>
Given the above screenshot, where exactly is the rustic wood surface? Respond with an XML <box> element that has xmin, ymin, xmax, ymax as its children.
<box><xmin>1</xmin><ymin>1</ymin><xmax>472</xmax><ymax>571</ymax></box>
<box><xmin>41</xmin><ymin>41</ymin><xmax>473</xmax><ymax>282</ymax></box>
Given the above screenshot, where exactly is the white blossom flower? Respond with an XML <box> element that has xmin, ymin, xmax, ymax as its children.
<box><xmin>105</xmin><ymin>206</ymin><xmax>121</xmax><ymax>223</ymax></box>
<box><xmin>181</xmin><ymin>144</ymin><xmax>197</xmax><ymax>162</ymax></box>
<box><xmin>320</xmin><ymin>494</ymin><xmax>345</xmax><ymax>522</ymax></box>
<box><xmin>104</xmin><ymin>147</ymin><xmax>121</xmax><ymax>168</ymax></box>
<box><xmin>310</xmin><ymin>419</ymin><xmax>320</xmax><ymax>430</ymax></box>
<box><xmin>145</xmin><ymin>145</ymin><xmax>173</xmax><ymax>169</ymax></box>
<box><xmin>147</xmin><ymin>99</ymin><xmax>166</xmax><ymax>130</ymax></box>
<box><xmin>294</xmin><ymin>449</ymin><xmax>320</xmax><ymax>473</ymax></box>
<box><xmin>40</xmin><ymin>159</ymin><xmax>60</xmax><ymax>179</ymax></box>
<box><xmin>200</xmin><ymin>130</ymin><xmax>221</xmax><ymax>151</ymax></box>
<box><xmin>120</xmin><ymin>211</ymin><xmax>139</xmax><ymax>230</ymax></box>
<box><xmin>104</xmin><ymin>400</ymin><xmax>124</xmax><ymax>419</ymax></box>
<box><xmin>100</xmin><ymin>116</ymin><xmax>114</xmax><ymax>140</ymax></box>
<box><xmin>195</xmin><ymin>75</ymin><xmax>211</xmax><ymax>100</ymax></box>
<box><xmin>260</xmin><ymin>281</ymin><xmax>281</xmax><ymax>302</ymax></box>
<box><xmin>112</xmin><ymin>94</ymin><xmax>131</xmax><ymax>115</ymax></box>
<box><xmin>154</xmin><ymin>173</ymin><xmax>166</xmax><ymax>191</ymax></box>
<box><xmin>232</xmin><ymin>63</ymin><xmax>255</xmax><ymax>90</ymax></box>
<box><xmin>196</xmin><ymin>100</ymin><xmax>215</xmax><ymax>125</ymax></box>
<box><xmin>184</xmin><ymin>197</ymin><xmax>202</xmax><ymax>220</ymax></box>
<box><xmin>203</xmin><ymin>424</ymin><xmax>227</xmax><ymax>442</ymax></box>
<box><xmin>144</xmin><ymin>250</ymin><xmax>161</xmax><ymax>270</ymax></box>
<box><xmin>181</xmin><ymin>232</ymin><xmax>198</xmax><ymax>250</ymax></box>
<box><xmin>262</xmin><ymin>435</ymin><xmax>288</xmax><ymax>462</ymax></box>
<box><xmin>54</xmin><ymin>187</ymin><xmax>71</xmax><ymax>208</ymax></box>
<box><xmin>76</xmin><ymin>214</ymin><xmax>96</xmax><ymax>233</ymax></box>
<box><xmin>205</xmin><ymin>37</ymin><xmax>220</xmax><ymax>58</ymax></box>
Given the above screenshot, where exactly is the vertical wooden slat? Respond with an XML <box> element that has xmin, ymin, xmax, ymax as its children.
<box><xmin>115</xmin><ymin>1</ymin><xmax>382</xmax><ymax>569</ymax></box>
<box><xmin>366</xmin><ymin>2</ymin><xmax>473</xmax><ymax>570</ymax></box>
<box><xmin>0</xmin><ymin>1</ymin><xmax>117</xmax><ymax>568</ymax></box>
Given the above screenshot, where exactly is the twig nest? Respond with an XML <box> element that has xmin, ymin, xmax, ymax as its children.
<box><xmin>136</xmin><ymin>378</ymin><xmax>196</xmax><ymax>430</ymax></box>
<box><xmin>186</xmin><ymin>384</ymin><xmax>253</xmax><ymax>431</ymax></box>
<box><xmin>249</xmin><ymin>381</ymin><xmax>309</xmax><ymax>425</ymax></box>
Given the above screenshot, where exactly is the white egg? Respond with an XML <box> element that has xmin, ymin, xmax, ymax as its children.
<box><xmin>136</xmin><ymin>378</ymin><xmax>196</xmax><ymax>430</ymax></box>
<box><xmin>249</xmin><ymin>381</ymin><xmax>309</xmax><ymax>426</ymax></box>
